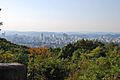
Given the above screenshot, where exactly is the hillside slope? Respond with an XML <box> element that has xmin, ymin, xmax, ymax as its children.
<box><xmin>0</xmin><ymin>38</ymin><xmax>28</xmax><ymax>64</ymax></box>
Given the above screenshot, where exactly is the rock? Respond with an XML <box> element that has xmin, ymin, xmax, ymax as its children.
<box><xmin>0</xmin><ymin>63</ymin><xmax>27</xmax><ymax>80</ymax></box>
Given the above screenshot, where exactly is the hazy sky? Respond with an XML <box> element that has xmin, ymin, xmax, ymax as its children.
<box><xmin>0</xmin><ymin>0</ymin><xmax>120</xmax><ymax>32</ymax></box>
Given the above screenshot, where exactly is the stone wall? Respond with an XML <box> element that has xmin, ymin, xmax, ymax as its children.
<box><xmin>0</xmin><ymin>63</ymin><xmax>27</xmax><ymax>80</ymax></box>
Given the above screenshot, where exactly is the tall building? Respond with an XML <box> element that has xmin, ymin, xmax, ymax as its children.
<box><xmin>63</xmin><ymin>33</ymin><xmax>68</xmax><ymax>40</ymax></box>
<box><xmin>41</xmin><ymin>33</ymin><xmax>45</xmax><ymax>41</ymax></box>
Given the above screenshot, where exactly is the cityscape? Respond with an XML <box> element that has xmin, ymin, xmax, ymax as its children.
<box><xmin>0</xmin><ymin>31</ymin><xmax>120</xmax><ymax>48</ymax></box>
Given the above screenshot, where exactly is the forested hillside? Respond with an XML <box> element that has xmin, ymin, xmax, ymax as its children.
<box><xmin>28</xmin><ymin>39</ymin><xmax>120</xmax><ymax>80</ymax></box>
<box><xmin>0</xmin><ymin>38</ymin><xmax>28</xmax><ymax>64</ymax></box>
<box><xmin>0</xmin><ymin>38</ymin><xmax>120</xmax><ymax>80</ymax></box>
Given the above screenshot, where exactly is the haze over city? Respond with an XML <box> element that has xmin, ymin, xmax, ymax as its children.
<box><xmin>0</xmin><ymin>0</ymin><xmax>120</xmax><ymax>32</ymax></box>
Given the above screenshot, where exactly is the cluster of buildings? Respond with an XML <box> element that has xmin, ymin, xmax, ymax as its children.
<box><xmin>0</xmin><ymin>31</ymin><xmax>120</xmax><ymax>48</ymax></box>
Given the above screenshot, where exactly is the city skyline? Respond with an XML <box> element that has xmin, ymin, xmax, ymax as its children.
<box><xmin>0</xmin><ymin>0</ymin><xmax>120</xmax><ymax>32</ymax></box>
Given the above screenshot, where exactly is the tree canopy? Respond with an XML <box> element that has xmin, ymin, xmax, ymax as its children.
<box><xmin>0</xmin><ymin>38</ymin><xmax>120</xmax><ymax>80</ymax></box>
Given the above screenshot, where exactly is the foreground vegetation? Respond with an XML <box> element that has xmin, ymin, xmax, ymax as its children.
<box><xmin>0</xmin><ymin>38</ymin><xmax>120</xmax><ymax>80</ymax></box>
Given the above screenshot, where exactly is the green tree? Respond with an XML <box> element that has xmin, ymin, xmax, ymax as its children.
<box><xmin>58</xmin><ymin>43</ymin><xmax>75</xmax><ymax>59</ymax></box>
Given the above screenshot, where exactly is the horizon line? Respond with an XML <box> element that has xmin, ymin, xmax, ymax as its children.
<box><xmin>1</xmin><ymin>30</ymin><xmax>120</xmax><ymax>34</ymax></box>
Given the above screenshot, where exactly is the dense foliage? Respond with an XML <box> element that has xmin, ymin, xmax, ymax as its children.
<box><xmin>0</xmin><ymin>38</ymin><xmax>28</xmax><ymax>64</ymax></box>
<box><xmin>0</xmin><ymin>38</ymin><xmax>120</xmax><ymax>80</ymax></box>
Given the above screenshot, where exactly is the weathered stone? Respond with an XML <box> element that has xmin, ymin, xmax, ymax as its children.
<box><xmin>0</xmin><ymin>63</ymin><xmax>27</xmax><ymax>80</ymax></box>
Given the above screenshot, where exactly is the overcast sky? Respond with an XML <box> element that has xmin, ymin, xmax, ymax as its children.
<box><xmin>0</xmin><ymin>0</ymin><xmax>120</xmax><ymax>32</ymax></box>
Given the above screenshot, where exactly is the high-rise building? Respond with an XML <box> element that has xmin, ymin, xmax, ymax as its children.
<box><xmin>41</xmin><ymin>33</ymin><xmax>45</xmax><ymax>41</ymax></box>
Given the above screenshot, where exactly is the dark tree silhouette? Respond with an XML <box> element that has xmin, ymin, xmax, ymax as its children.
<box><xmin>0</xmin><ymin>22</ymin><xmax>3</xmax><ymax>26</ymax></box>
<box><xmin>0</xmin><ymin>8</ymin><xmax>2</xmax><ymax>31</ymax></box>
